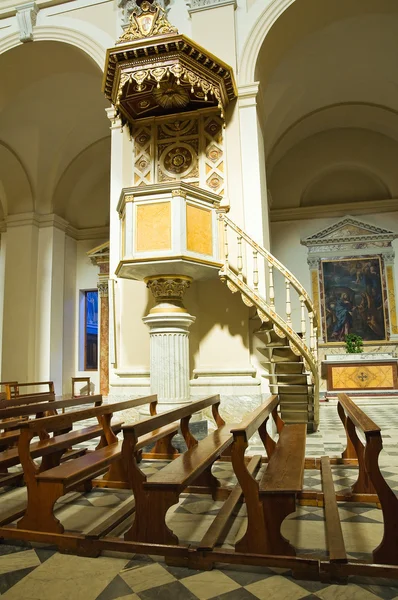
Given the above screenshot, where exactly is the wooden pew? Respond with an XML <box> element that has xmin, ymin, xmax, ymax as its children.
<box><xmin>121</xmin><ymin>394</ymin><xmax>237</xmax><ymax>546</ymax></box>
<box><xmin>0</xmin><ymin>394</ymin><xmax>104</xmax><ymax>446</ymax></box>
<box><xmin>15</xmin><ymin>395</ymin><xmax>179</xmax><ymax>535</ymax></box>
<box><xmin>0</xmin><ymin>395</ymin><xmax>115</xmax><ymax>488</ymax></box>
<box><xmin>337</xmin><ymin>393</ymin><xmax>398</xmax><ymax>565</ymax></box>
<box><xmin>0</xmin><ymin>382</ymin><xmax>18</xmax><ymax>398</ymax></box>
<box><xmin>230</xmin><ymin>395</ymin><xmax>307</xmax><ymax>556</ymax></box>
<box><xmin>4</xmin><ymin>381</ymin><xmax>54</xmax><ymax>400</ymax></box>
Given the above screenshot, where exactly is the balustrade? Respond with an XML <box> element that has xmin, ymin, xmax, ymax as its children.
<box><xmin>218</xmin><ymin>211</ymin><xmax>319</xmax><ymax>398</ymax></box>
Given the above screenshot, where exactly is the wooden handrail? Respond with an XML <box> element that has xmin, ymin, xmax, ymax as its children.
<box><xmin>338</xmin><ymin>393</ymin><xmax>380</xmax><ymax>434</ymax></box>
<box><xmin>219</xmin><ymin>212</ymin><xmax>318</xmax><ymax>326</ymax></box>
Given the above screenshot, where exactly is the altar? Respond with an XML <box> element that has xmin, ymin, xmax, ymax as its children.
<box><xmin>322</xmin><ymin>353</ymin><xmax>398</xmax><ymax>395</ymax></box>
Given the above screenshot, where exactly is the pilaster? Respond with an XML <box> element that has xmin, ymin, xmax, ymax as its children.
<box><xmin>35</xmin><ymin>218</ymin><xmax>67</xmax><ymax>392</ymax></box>
<box><xmin>238</xmin><ymin>83</ymin><xmax>270</xmax><ymax>252</ymax></box>
<box><xmin>2</xmin><ymin>214</ymin><xmax>40</xmax><ymax>381</ymax></box>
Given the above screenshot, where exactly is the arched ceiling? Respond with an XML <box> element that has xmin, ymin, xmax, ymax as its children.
<box><xmin>255</xmin><ymin>0</ymin><xmax>398</xmax><ymax>210</ymax></box>
<box><xmin>0</xmin><ymin>40</ymin><xmax>110</xmax><ymax>228</ymax></box>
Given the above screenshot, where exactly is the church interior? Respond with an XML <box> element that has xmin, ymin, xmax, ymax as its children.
<box><xmin>0</xmin><ymin>0</ymin><xmax>398</xmax><ymax>597</ymax></box>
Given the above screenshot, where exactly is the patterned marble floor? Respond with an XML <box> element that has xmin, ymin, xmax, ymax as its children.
<box><xmin>1</xmin><ymin>398</ymin><xmax>398</xmax><ymax>599</ymax></box>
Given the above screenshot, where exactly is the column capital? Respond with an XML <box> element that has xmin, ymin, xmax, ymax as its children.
<box><xmin>307</xmin><ymin>256</ymin><xmax>320</xmax><ymax>270</ymax></box>
<box><xmin>237</xmin><ymin>82</ymin><xmax>260</xmax><ymax>109</ymax></box>
<box><xmin>98</xmin><ymin>281</ymin><xmax>109</xmax><ymax>298</ymax></box>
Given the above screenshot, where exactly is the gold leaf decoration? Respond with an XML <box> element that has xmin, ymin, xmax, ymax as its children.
<box><xmin>117</xmin><ymin>1</ymin><xmax>178</xmax><ymax>44</ymax></box>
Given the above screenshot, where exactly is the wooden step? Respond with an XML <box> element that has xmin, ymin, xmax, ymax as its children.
<box><xmin>274</xmin><ymin>363</ymin><xmax>305</xmax><ymax>374</ymax></box>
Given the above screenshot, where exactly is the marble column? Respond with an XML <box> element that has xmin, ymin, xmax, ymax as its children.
<box><xmin>98</xmin><ymin>281</ymin><xmax>110</xmax><ymax>395</ymax></box>
<box><xmin>143</xmin><ymin>276</ymin><xmax>195</xmax><ymax>410</ymax></box>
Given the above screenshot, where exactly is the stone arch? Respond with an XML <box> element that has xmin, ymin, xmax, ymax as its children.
<box><xmin>0</xmin><ymin>19</ymin><xmax>113</xmax><ymax>68</ymax></box>
<box><xmin>238</xmin><ymin>0</ymin><xmax>295</xmax><ymax>85</ymax></box>
<box><xmin>0</xmin><ymin>142</ymin><xmax>33</xmax><ymax>217</ymax></box>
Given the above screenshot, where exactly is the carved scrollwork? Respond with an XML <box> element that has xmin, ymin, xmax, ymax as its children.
<box><xmin>273</xmin><ymin>325</ymin><xmax>285</xmax><ymax>339</ymax></box>
<box><xmin>227</xmin><ymin>280</ymin><xmax>238</xmax><ymax>294</ymax></box>
<box><xmin>241</xmin><ymin>293</ymin><xmax>254</xmax><ymax>307</ymax></box>
<box><xmin>289</xmin><ymin>341</ymin><xmax>302</xmax><ymax>356</ymax></box>
<box><xmin>257</xmin><ymin>309</ymin><xmax>269</xmax><ymax>323</ymax></box>
<box><xmin>118</xmin><ymin>1</ymin><xmax>177</xmax><ymax>43</ymax></box>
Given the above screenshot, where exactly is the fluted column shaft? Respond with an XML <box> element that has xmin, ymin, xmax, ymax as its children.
<box><xmin>143</xmin><ymin>313</ymin><xmax>195</xmax><ymax>405</ymax></box>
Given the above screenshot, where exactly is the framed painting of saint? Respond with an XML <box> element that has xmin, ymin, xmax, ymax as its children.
<box><xmin>321</xmin><ymin>257</ymin><xmax>387</xmax><ymax>343</ymax></box>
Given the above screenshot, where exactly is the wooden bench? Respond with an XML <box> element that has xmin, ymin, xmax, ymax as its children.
<box><xmin>337</xmin><ymin>393</ymin><xmax>398</xmax><ymax>565</ymax></box>
<box><xmin>16</xmin><ymin>394</ymin><xmax>180</xmax><ymax>535</ymax></box>
<box><xmin>230</xmin><ymin>395</ymin><xmax>307</xmax><ymax>556</ymax></box>
<box><xmin>0</xmin><ymin>382</ymin><xmax>18</xmax><ymax>398</ymax></box>
<box><xmin>0</xmin><ymin>395</ymin><xmax>116</xmax><ymax>488</ymax></box>
<box><xmin>121</xmin><ymin>394</ymin><xmax>239</xmax><ymax>546</ymax></box>
<box><xmin>3</xmin><ymin>381</ymin><xmax>54</xmax><ymax>400</ymax></box>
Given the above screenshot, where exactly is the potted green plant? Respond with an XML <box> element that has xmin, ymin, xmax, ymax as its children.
<box><xmin>344</xmin><ymin>333</ymin><xmax>364</xmax><ymax>354</ymax></box>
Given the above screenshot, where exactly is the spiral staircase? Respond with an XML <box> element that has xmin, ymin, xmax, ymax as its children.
<box><xmin>218</xmin><ymin>213</ymin><xmax>319</xmax><ymax>432</ymax></box>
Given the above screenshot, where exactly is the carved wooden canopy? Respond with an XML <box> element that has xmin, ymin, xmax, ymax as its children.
<box><xmin>103</xmin><ymin>0</ymin><xmax>236</xmax><ymax>124</ymax></box>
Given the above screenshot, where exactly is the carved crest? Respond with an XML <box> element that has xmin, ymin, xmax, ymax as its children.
<box><xmin>117</xmin><ymin>0</ymin><xmax>178</xmax><ymax>43</ymax></box>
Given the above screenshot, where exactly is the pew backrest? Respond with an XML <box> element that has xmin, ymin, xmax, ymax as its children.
<box><xmin>5</xmin><ymin>381</ymin><xmax>54</xmax><ymax>400</ymax></box>
<box><xmin>0</xmin><ymin>394</ymin><xmax>102</xmax><ymax>421</ymax></box>
<box><xmin>122</xmin><ymin>394</ymin><xmax>222</xmax><ymax>439</ymax></box>
<box><xmin>337</xmin><ymin>393</ymin><xmax>380</xmax><ymax>435</ymax></box>
<box><xmin>0</xmin><ymin>393</ymin><xmax>56</xmax><ymax>411</ymax></box>
<box><xmin>230</xmin><ymin>395</ymin><xmax>279</xmax><ymax>443</ymax></box>
<box><xmin>18</xmin><ymin>395</ymin><xmax>158</xmax><ymax>434</ymax></box>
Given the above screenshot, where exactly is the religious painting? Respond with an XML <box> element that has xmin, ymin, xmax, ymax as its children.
<box><xmin>321</xmin><ymin>257</ymin><xmax>387</xmax><ymax>343</ymax></box>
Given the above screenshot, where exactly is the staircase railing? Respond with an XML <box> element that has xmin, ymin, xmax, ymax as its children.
<box><xmin>218</xmin><ymin>211</ymin><xmax>319</xmax><ymax>425</ymax></box>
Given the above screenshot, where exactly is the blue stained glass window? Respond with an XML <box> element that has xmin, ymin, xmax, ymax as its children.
<box><xmin>85</xmin><ymin>291</ymin><xmax>98</xmax><ymax>370</ymax></box>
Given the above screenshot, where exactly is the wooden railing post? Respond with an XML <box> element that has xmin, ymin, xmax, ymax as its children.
<box><xmin>253</xmin><ymin>250</ymin><xmax>259</xmax><ymax>294</ymax></box>
<box><xmin>309</xmin><ymin>312</ymin><xmax>315</xmax><ymax>356</ymax></box>
<box><xmin>237</xmin><ymin>235</ymin><xmax>243</xmax><ymax>281</ymax></box>
<box><xmin>223</xmin><ymin>220</ymin><xmax>229</xmax><ymax>269</ymax></box>
<box><xmin>285</xmin><ymin>278</ymin><xmax>292</xmax><ymax>327</ymax></box>
<box><xmin>268</xmin><ymin>264</ymin><xmax>275</xmax><ymax>310</ymax></box>
<box><xmin>300</xmin><ymin>296</ymin><xmax>306</xmax><ymax>341</ymax></box>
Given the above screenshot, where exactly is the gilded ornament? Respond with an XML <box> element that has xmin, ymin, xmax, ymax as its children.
<box><xmin>153</xmin><ymin>81</ymin><xmax>190</xmax><ymax>109</ymax></box>
<box><xmin>117</xmin><ymin>1</ymin><xmax>177</xmax><ymax>44</ymax></box>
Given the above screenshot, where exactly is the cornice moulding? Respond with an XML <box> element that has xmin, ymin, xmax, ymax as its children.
<box><xmin>1</xmin><ymin>213</ymin><xmax>109</xmax><ymax>240</ymax></box>
<box><xmin>237</xmin><ymin>82</ymin><xmax>260</xmax><ymax>109</ymax></box>
<box><xmin>6</xmin><ymin>212</ymin><xmax>41</xmax><ymax>228</ymax></box>
<box><xmin>39</xmin><ymin>213</ymin><xmax>69</xmax><ymax>231</ymax></box>
<box><xmin>188</xmin><ymin>0</ymin><xmax>237</xmax><ymax>14</ymax></box>
<box><xmin>66</xmin><ymin>225</ymin><xmax>110</xmax><ymax>241</ymax></box>
<box><xmin>270</xmin><ymin>198</ymin><xmax>398</xmax><ymax>222</ymax></box>
<box><xmin>0</xmin><ymin>0</ymin><xmax>73</xmax><ymax>18</ymax></box>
